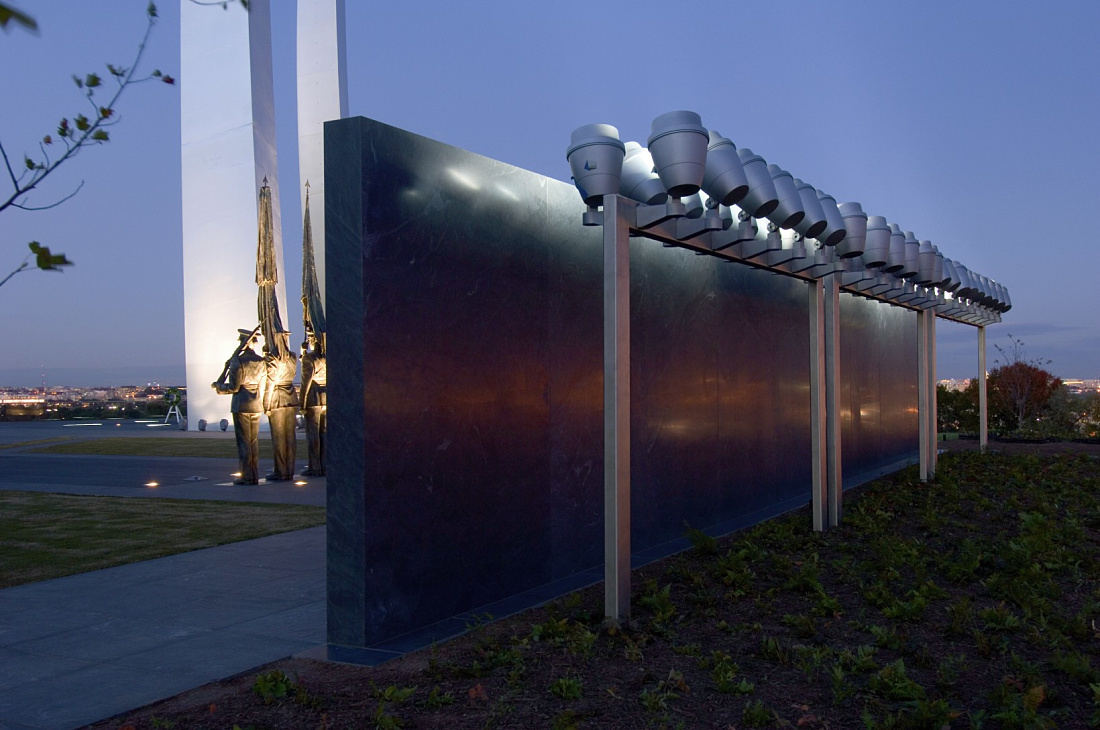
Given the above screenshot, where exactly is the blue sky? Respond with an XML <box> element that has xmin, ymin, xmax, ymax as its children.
<box><xmin>1</xmin><ymin>1</ymin><xmax>1097</xmax><ymax>386</ymax></box>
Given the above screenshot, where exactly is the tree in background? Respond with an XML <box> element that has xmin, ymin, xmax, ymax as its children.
<box><xmin>937</xmin><ymin>380</ymin><xmax>979</xmax><ymax>433</ymax></box>
<box><xmin>987</xmin><ymin>334</ymin><xmax>1062</xmax><ymax>432</ymax></box>
<box><xmin>0</xmin><ymin>2</ymin><xmax>173</xmax><ymax>288</ymax></box>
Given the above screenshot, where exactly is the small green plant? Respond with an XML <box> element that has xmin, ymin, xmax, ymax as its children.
<box><xmin>252</xmin><ymin>669</ymin><xmax>295</xmax><ymax>705</ymax></box>
<box><xmin>639</xmin><ymin>581</ymin><xmax>678</xmax><ymax>624</ymax></box>
<box><xmin>684</xmin><ymin>523</ymin><xmax>718</xmax><ymax>555</ymax></box>
<box><xmin>551</xmin><ymin>710</ymin><xmax>581</xmax><ymax>730</ymax></box>
<box><xmin>830</xmin><ymin>663</ymin><xmax>855</xmax><ymax>704</ymax></box>
<box><xmin>424</xmin><ymin>686</ymin><xmax>454</xmax><ymax>708</ymax></box>
<box><xmin>760</xmin><ymin>635</ymin><xmax>790</xmax><ymax>664</ymax></box>
<box><xmin>549</xmin><ymin>675</ymin><xmax>584</xmax><ymax>700</ymax></box>
<box><xmin>371</xmin><ymin>701</ymin><xmax>404</xmax><ymax>730</ymax></box>
<box><xmin>946</xmin><ymin>597</ymin><xmax>975</xmax><ymax>635</ymax></box>
<box><xmin>742</xmin><ymin>699</ymin><xmax>773</xmax><ymax>727</ymax></box>
<box><xmin>981</xmin><ymin>602</ymin><xmax>1022</xmax><ymax>632</ymax></box>
<box><xmin>936</xmin><ymin>654</ymin><xmax>968</xmax><ymax>691</ymax></box>
<box><xmin>869</xmin><ymin>659</ymin><xmax>925</xmax><ymax>701</ymax></box>
<box><xmin>530</xmin><ymin>616</ymin><xmax>571</xmax><ymax>642</ymax></box>
<box><xmin>639</xmin><ymin>669</ymin><xmax>688</xmax><ymax>712</ymax></box>
<box><xmin>372</xmin><ymin>683</ymin><xmax>417</xmax><ymax>704</ymax></box>
<box><xmin>1052</xmin><ymin>649</ymin><xmax>1100</xmax><ymax>684</ymax></box>
<box><xmin>782</xmin><ymin>612</ymin><xmax>818</xmax><ymax>639</ymax></box>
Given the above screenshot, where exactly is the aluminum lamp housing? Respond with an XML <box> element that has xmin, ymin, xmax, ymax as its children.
<box><xmin>702</xmin><ymin>130</ymin><xmax>749</xmax><ymax>206</ymax></box>
<box><xmin>862</xmin><ymin>215</ymin><xmax>891</xmax><ymax>268</ymax></box>
<box><xmin>619</xmin><ymin>141</ymin><xmax>668</xmax><ymax>205</ymax></box>
<box><xmin>647</xmin><ymin>111</ymin><xmax>709</xmax><ymax>198</ymax></box>
<box><xmin>901</xmin><ymin>231</ymin><xmax>920</xmax><ymax>279</ymax></box>
<box><xmin>884</xmin><ymin>224</ymin><xmax>907</xmax><ymax>273</ymax></box>
<box><xmin>567</xmin><ymin>124</ymin><xmax>626</xmax><ymax>205</ymax></box>
<box><xmin>766</xmin><ymin>165</ymin><xmax>806</xmax><ymax>229</ymax></box>
<box><xmin>816</xmin><ymin>190</ymin><xmax>848</xmax><ymax>247</ymax></box>
<box><xmin>836</xmin><ymin>201</ymin><xmax>867</xmax><ymax>258</ymax></box>
<box><xmin>735</xmin><ymin>148</ymin><xmax>779</xmax><ymax>218</ymax></box>
<box><xmin>792</xmin><ymin>179</ymin><xmax>828</xmax><ymax>240</ymax></box>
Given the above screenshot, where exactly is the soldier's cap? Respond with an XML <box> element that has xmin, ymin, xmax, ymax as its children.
<box><xmin>237</xmin><ymin>328</ymin><xmax>257</xmax><ymax>339</ymax></box>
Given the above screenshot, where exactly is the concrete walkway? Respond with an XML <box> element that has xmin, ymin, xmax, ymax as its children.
<box><xmin>0</xmin><ymin>421</ymin><xmax>327</xmax><ymax>730</ymax></box>
<box><xmin>0</xmin><ymin>527</ymin><xmax>325</xmax><ymax>730</ymax></box>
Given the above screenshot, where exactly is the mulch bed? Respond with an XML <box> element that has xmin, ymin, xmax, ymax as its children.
<box><xmin>88</xmin><ymin>443</ymin><xmax>1100</xmax><ymax>729</ymax></box>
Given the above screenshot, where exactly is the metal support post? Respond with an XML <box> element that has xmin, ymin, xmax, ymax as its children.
<box><xmin>823</xmin><ymin>273</ymin><xmax>842</xmax><ymax>527</ymax></box>
<box><xmin>918</xmin><ymin>310</ymin><xmax>931</xmax><ymax>481</ymax></box>
<box><xmin>603</xmin><ymin>194</ymin><xmax>632</xmax><ymax>625</ymax></box>
<box><xmin>978</xmin><ymin>325</ymin><xmax>988</xmax><ymax>450</ymax></box>
<box><xmin>808</xmin><ymin>279</ymin><xmax>828</xmax><ymax>531</ymax></box>
<box><xmin>928</xmin><ymin>312</ymin><xmax>938</xmax><ymax>475</ymax></box>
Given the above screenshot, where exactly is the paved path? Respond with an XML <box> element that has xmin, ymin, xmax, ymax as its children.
<box><xmin>0</xmin><ymin>421</ymin><xmax>327</xmax><ymax>729</ymax></box>
<box><xmin>0</xmin><ymin>528</ymin><xmax>325</xmax><ymax>730</ymax></box>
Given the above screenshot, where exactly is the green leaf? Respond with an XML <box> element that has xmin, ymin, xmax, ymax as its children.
<box><xmin>72</xmin><ymin>74</ymin><xmax>84</xmax><ymax>89</ymax></box>
<box><xmin>91</xmin><ymin>130</ymin><xmax>109</xmax><ymax>142</ymax></box>
<box><xmin>75</xmin><ymin>114</ymin><xmax>90</xmax><ymax>132</ymax></box>
<box><xmin>23</xmin><ymin>156</ymin><xmax>34</xmax><ymax>170</ymax></box>
<box><xmin>28</xmin><ymin>242</ymin><xmax>73</xmax><ymax>272</ymax></box>
<box><xmin>0</xmin><ymin>4</ymin><xmax>38</xmax><ymax>31</ymax></box>
<box><xmin>99</xmin><ymin>107</ymin><xmax>113</xmax><ymax>119</ymax></box>
<box><xmin>84</xmin><ymin>73</ymin><xmax>101</xmax><ymax>88</ymax></box>
<box><xmin>147</xmin><ymin>2</ymin><xmax>157</xmax><ymax>19</ymax></box>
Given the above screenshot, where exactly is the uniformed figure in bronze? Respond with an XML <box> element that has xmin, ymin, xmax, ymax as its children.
<box><xmin>212</xmin><ymin>327</ymin><xmax>266</xmax><ymax>485</ymax></box>
<box><xmin>300</xmin><ymin>332</ymin><xmax>327</xmax><ymax>476</ymax></box>
<box><xmin>263</xmin><ymin>331</ymin><xmax>300</xmax><ymax>480</ymax></box>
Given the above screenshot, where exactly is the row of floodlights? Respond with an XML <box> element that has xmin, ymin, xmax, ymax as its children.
<box><xmin>566</xmin><ymin>111</ymin><xmax>1009</xmax><ymax>313</ymax></box>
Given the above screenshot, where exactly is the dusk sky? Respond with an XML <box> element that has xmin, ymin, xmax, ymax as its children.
<box><xmin>1</xmin><ymin>1</ymin><xmax>1097</xmax><ymax>386</ymax></box>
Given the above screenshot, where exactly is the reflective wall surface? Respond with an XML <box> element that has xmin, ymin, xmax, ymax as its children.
<box><xmin>326</xmin><ymin>117</ymin><xmax>918</xmax><ymax>648</ymax></box>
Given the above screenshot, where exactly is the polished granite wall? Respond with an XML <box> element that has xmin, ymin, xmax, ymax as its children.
<box><xmin>326</xmin><ymin>116</ymin><xmax>919</xmax><ymax>648</ymax></box>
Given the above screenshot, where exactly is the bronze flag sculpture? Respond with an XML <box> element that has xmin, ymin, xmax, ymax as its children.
<box><xmin>299</xmin><ymin>181</ymin><xmax>327</xmax><ymax>476</ymax></box>
<box><xmin>255</xmin><ymin>178</ymin><xmax>300</xmax><ymax>481</ymax></box>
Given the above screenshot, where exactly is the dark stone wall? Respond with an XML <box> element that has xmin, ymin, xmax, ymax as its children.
<box><xmin>326</xmin><ymin>117</ymin><xmax>918</xmax><ymax>648</ymax></box>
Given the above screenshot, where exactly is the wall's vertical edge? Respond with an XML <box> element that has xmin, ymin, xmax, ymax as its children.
<box><xmin>181</xmin><ymin>0</ymin><xmax>280</xmax><ymax>429</ymax></box>
<box><xmin>297</xmin><ymin>0</ymin><xmax>348</xmax><ymax>304</ymax></box>
<box><xmin>324</xmin><ymin>117</ymin><xmax>367</xmax><ymax>647</ymax></box>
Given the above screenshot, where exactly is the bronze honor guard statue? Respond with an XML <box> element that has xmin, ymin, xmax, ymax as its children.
<box><xmin>300</xmin><ymin>181</ymin><xmax>327</xmax><ymax>476</ymax></box>
<box><xmin>212</xmin><ymin>327</ymin><xmax>265</xmax><ymax>484</ymax></box>
<box><xmin>254</xmin><ymin>178</ymin><xmax>299</xmax><ymax>481</ymax></box>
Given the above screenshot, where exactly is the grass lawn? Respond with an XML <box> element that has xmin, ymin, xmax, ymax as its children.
<box><xmin>0</xmin><ymin>491</ymin><xmax>325</xmax><ymax>588</ymax></box>
<box><xmin>91</xmin><ymin>449</ymin><xmax>1100</xmax><ymax>729</ymax></box>
<box><xmin>29</xmin><ymin>436</ymin><xmax>307</xmax><ymax>459</ymax></box>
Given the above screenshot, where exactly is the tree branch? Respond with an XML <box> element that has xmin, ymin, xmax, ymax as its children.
<box><xmin>0</xmin><ymin>7</ymin><xmax>161</xmax><ymax>217</ymax></box>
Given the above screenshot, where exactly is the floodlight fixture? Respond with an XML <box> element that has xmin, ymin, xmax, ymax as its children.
<box><xmin>567</xmin><ymin>123</ymin><xmax>626</xmax><ymax>206</ymax></box>
<box><xmin>914</xmin><ymin>240</ymin><xmax>937</xmax><ymax>285</ymax></box>
<box><xmin>792</xmin><ymin>179</ymin><xmax>828</xmax><ymax>240</ymax></box>
<box><xmin>932</xmin><ymin>248</ymin><xmax>945</xmax><ymax>288</ymax></box>
<box><xmin>901</xmin><ymin>231</ymin><xmax>920</xmax><ymax>279</ymax></box>
<box><xmin>816</xmin><ymin>190</ymin><xmax>848</xmax><ymax>247</ymax></box>
<box><xmin>862</xmin><ymin>215</ymin><xmax>890</xmax><ymax>268</ymax></box>
<box><xmin>942</xmin><ymin>259</ymin><xmax>961</xmax><ymax>293</ymax></box>
<box><xmin>735</xmin><ymin>148</ymin><xmax>780</xmax><ymax>217</ymax></box>
<box><xmin>619</xmin><ymin>142</ymin><xmax>668</xmax><ymax>205</ymax></box>
<box><xmin>954</xmin><ymin>263</ymin><xmax>975</xmax><ymax>300</ymax></box>
<box><xmin>884</xmin><ymin>224</ymin><xmax>906</xmax><ymax>273</ymax></box>
<box><xmin>766</xmin><ymin>165</ymin><xmax>806</xmax><ymax>229</ymax></box>
<box><xmin>836</xmin><ymin>201</ymin><xmax>867</xmax><ymax>258</ymax></box>
<box><xmin>647</xmin><ymin>110</ymin><xmax>709</xmax><ymax>198</ymax></box>
<box><xmin>702</xmin><ymin>130</ymin><xmax>749</xmax><ymax>206</ymax></box>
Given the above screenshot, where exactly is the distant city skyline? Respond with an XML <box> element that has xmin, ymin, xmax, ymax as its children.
<box><xmin>1</xmin><ymin>1</ymin><xmax>1097</xmax><ymax>385</ymax></box>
